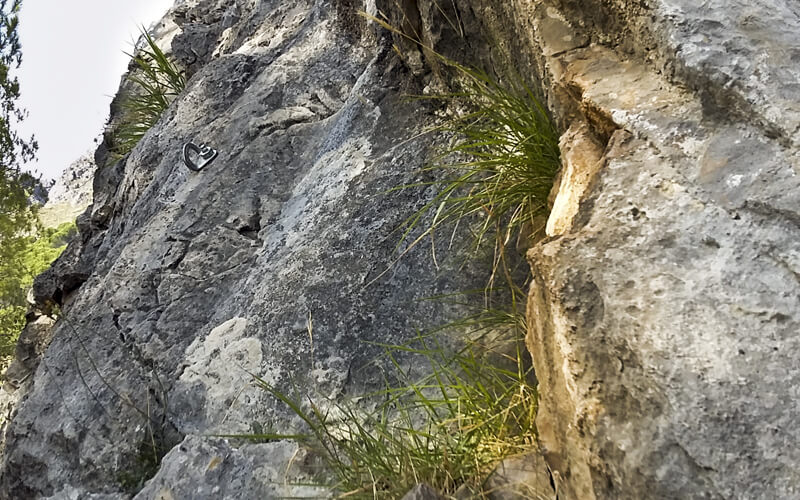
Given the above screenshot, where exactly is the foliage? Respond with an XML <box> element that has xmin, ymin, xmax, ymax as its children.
<box><xmin>0</xmin><ymin>305</ymin><xmax>23</xmax><ymax>359</ymax></box>
<box><xmin>0</xmin><ymin>221</ymin><xmax>75</xmax><ymax>360</ymax></box>
<box><xmin>0</xmin><ymin>0</ymin><xmax>38</xmax><ymax>254</ymax></box>
<box><xmin>0</xmin><ymin>221</ymin><xmax>74</xmax><ymax>301</ymax></box>
<box><xmin>0</xmin><ymin>0</ymin><xmax>36</xmax><ymax>169</ymax></box>
<box><xmin>244</xmin><ymin>328</ymin><xmax>536</xmax><ymax>499</ymax></box>
<box><xmin>359</xmin><ymin>12</ymin><xmax>561</xmax><ymax>341</ymax></box>
<box><xmin>0</xmin><ymin>0</ymin><xmax>44</xmax><ymax>364</ymax></box>
<box><xmin>110</xmin><ymin>28</ymin><xmax>186</xmax><ymax>157</ymax></box>
<box><xmin>412</xmin><ymin>68</ymin><xmax>560</xmax><ymax>248</ymax></box>
<box><xmin>400</xmin><ymin>67</ymin><xmax>560</xmax><ymax>328</ymax></box>
<box><xmin>0</xmin><ymin>0</ymin><xmax>39</xmax><ymax>279</ymax></box>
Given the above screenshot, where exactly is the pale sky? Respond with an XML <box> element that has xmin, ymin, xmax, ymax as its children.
<box><xmin>17</xmin><ymin>0</ymin><xmax>176</xmax><ymax>181</ymax></box>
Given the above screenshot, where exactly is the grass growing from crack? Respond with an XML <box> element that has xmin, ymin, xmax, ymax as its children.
<box><xmin>117</xmin><ymin>435</ymin><xmax>171</xmax><ymax>494</ymax></box>
<box><xmin>50</xmin><ymin>313</ymin><xmax>176</xmax><ymax>494</ymax></box>
<box><xmin>396</xmin><ymin>65</ymin><xmax>561</xmax><ymax>341</ymax></box>
<box><xmin>111</xmin><ymin>28</ymin><xmax>186</xmax><ymax>158</ymax></box>
<box><xmin>366</xmin><ymin>9</ymin><xmax>561</xmax><ymax>254</ymax></box>
<box><xmin>250</xmin><ymin>330</ymin><xmax>536</xmax><ymax>499</ymax></box>
<box><xmin>400</xmin><ymin>65</ymin><xmax>561</xmax><ymax>257</ymax></box>
<box><xmin>236</xmin><ymin>63</ymin><xmax>557</xmax><ymax>500</ymax></box>
<box><xmin>367</xmin><ymin>9</ymin><xmax>561</xmax><ymax>331</ymax></box>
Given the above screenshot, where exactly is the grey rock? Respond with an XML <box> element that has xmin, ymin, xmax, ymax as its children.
<box><xmin>453</xmin><ymin>483</ymin><xmax>480</xmax><ymax>500</ymax></box>
<box><xmin>2</xmin><ymin>317</ymin><xmax>56</xmax><ymax>392</ymax></box>
<box><xmin>510</xmin><ymin>1</ymin><xmax>800</xmax><ymax>499</ymax></box>
<box><xmin>132</xmin><ymin>436</ymin><xmax>327</xmax><ymax>499</ymax></box>
<box><xmin>0</xmin><ymin>1</ymin><xmax>489</xmax><ymax>498</ymax></box>
<box><xmin>485</xmin><ymin>453</ymin><xmax>556</xmax><ymax>500</ymax></box>
<box><xmin>42</xmin><ymin>488</ymin><xmax>123</xmax><ymax>500</ymax></box>
<box><xmin>31</xmin><ymin>230</ymin><xmax>96</xmax><ymax>310</ymax></box>
<box><xmin>558</xmin><ymin>0</ymin><xmax>800</xmax><ymax>148</ymax></box>
<box><xmin>42</xmin><ymin>151</ymin><xmax>96</xmax><ymax>215</ymax></box>
<box><xmin>38</xmin><ymin>150</ymin><xmax>96</xmax><ymax>230</ymax></box>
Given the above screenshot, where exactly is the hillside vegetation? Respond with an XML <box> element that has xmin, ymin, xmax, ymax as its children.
<box><xmin>0</xmin><ymin>221</ymin><xmax>75</xmax><ymax>363</ymax></box>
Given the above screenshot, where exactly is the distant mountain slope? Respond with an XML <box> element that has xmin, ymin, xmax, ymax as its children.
<box><xmin>38</xmin><ymin>151</ymin><xmax>96</xmax><ymax>228</ymax></box>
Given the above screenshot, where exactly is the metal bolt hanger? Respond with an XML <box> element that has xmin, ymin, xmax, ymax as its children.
<box><xmin>183</xmin><ymin>141</ymin><xmax>218</xmax><ymax>171</ymax></box>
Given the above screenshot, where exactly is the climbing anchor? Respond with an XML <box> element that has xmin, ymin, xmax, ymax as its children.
<box><xmin>182</xmin><ymin>141</ymin><xmax>218</xmax><ymax>171</ymax></box>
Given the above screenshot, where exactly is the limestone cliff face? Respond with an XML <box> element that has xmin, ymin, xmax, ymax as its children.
<box><xmin>499</xmin><ymin>2</ymin><xmax>800</xmax><ymax>499</ymax></box>
<box><xmin>2</xmin><ymin>0</ymin><xmax>799</xmax><ymax>499</ymax></box>
<box><xmin>1</xmin><ymin>2</ymin><xmax>487</xmax><ymax>497</ymax></box>
<box><xmin>456</xmin><ymin>1</ymin><xmax>800</xmax><ymax>498</ymax></box>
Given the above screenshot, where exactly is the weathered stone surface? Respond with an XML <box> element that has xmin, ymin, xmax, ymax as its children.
<box><xmin>546</xmin><ymin>121</ymin><xmax>604</xmax><ymax>237</ymax></box>
<box><xmin>39</xmin><ymin>151</ymin><xmax>97</xmax><ymax>229</ymax></box>
<box><xmin>2</xmin><ymin>317</ymin><xmax>56</xmax><ymax>392</ymax></box>
<box><xmin>0</xmin><ymin>1</ymin><xmax>488</xmax><ymax>498</ymax></box>
<box><xmin>30</xmin><ymin>230</ymin><xmax>95</xmax><ymax>311</ymax></box>
<box><xmin>133</xmin><ymin>436</ymin><xmax>326</xmax><ymax>499</ymax></box>
<box><xmin>552</xmin><ymin>0</ymin><xmax>800</xmax><ymax>148</ymax></box>
<box><xmin>485</xmin><ymin>453</ymin><xmax>557</xmax><ymax>500</ymax></box>
<box><xmin>3</xmin><ymin>0</ymin><xmax>799</xmax><ymax>498</ymax></box>
<box><xmin>516</xmin><ymin>1</ymin><xmax>800</xmax><ymax>499</ymax></box>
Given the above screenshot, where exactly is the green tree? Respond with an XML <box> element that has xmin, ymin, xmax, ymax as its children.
<box><xmin>0</xmin><ymin>239</ymin><xmax>50</xmax><ymax>363</ymax></box>
<box><xmin>0</xmin><ymin>0</ymin><xmax>38</xmax><ymax>248</ymax></box>
<box><xmin>0</xmin><ymin>0</ymin><xmax>41</xmax><ymax>360</ymax></box>
<box><xmin>0</xmin><ymin>0</ymin><xmax>36</xmax><ymax>167</ymax></box>
<box><xmin>0</xmin><ymin>223</ymin><xmax>73</xmax><ymax>359</ymax></box>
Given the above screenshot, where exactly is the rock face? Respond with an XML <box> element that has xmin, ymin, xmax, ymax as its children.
<box><xmin>513</xmin><ymin>2</ymin><xmax>800</xmax><ymax>500</ymax></box>
<box><xmin>132</xmin><ymin>436</ymin><xmax>327</xmax><ymax>499</ymax></box>
<box><xmin>38</xmin><ymin>151</ymin><xmax>97</xmax><ymax>229</ymax></box>
<box><xmin>2</xmin><ymin>0</ymin><xmax>799</xmax><ymax>498</ymax></box>
<box><xmin>0</xmin><ymin>1</ymin><xmax>489</xmax><ymax>497</ymax></box>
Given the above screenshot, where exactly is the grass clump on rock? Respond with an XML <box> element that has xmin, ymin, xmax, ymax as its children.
<box><xmin>110</xmin><ymin>29</ymin><xmax>186</xmax><ymax>157</ymax></box>
<box><xmin>398</xmin><ymin>61</ymin><xmax>561</xmax><ymax>338</ymax></box>
<box><xmin>403</xmin><ymin>64</ymin><xmax>561</xmax><ymax>257</ymax></box>
<box><xmin>250</xmin><ymin>333</ymin><xmax>537</xmax><ymax>499</ymax></box>
<box><xmin>368</xmin><ymin>7</ymin><xmax>562</xmax><ymax>333</ymax></box>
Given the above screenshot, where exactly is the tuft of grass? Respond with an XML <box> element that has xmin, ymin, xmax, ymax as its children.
<box><xmin>110</xmin><ymin>28</ymin><xmax>186</xmax><ymax>158</ymax></box>
<box><xmin>401</xmin><ymin>66</ymin><xmax>560</xmax><ymax>253</ymax></box>
<box><xmin>247</xmin><ymin>330</ymin><xmax>537</xmax><ymax>499</ymax></box>
<box><xmin>399</xmin><ymin>65</ymin><xmax>561</xmax><ymax>322</ymax></box>
<box><xmin>117</xmin><ymin>433</ymin><xmax>171</xmax><ymax>494</ymax></box>
<box><xmin>367</xmin><ymin>10</ymin><xmax>561</xmax><ymax>319</ymax></box>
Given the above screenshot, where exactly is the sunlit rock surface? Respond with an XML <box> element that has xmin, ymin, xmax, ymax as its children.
<box><xmin>519</xmin><ymin>1</ymin><xmax>800</xmax><ymax>499</ymax></box>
